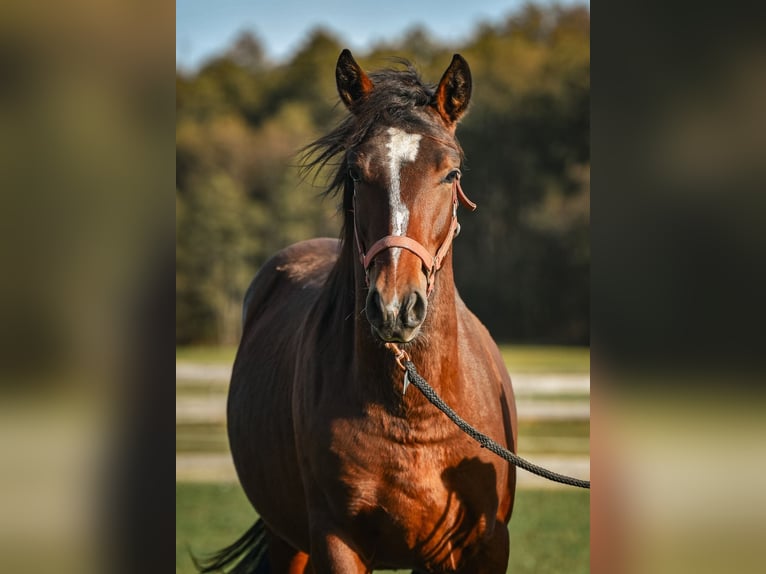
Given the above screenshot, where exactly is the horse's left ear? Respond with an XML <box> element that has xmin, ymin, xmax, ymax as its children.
<box><xmin>336</xmin><ymin>49</ymin><xmax>374</xmax><ymax>111</ymax></box>
<box><xmin>432</xmin><ymin>54</ymin><xmax>472</xmax><ymax>127</ymax></box>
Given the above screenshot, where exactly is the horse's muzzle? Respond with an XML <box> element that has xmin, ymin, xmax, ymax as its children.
<box><xmin>365</xmin><ymin>288</ymin><xmax>427</xmax><ymax>343</ymax></box>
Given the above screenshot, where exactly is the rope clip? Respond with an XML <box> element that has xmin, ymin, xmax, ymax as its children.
<box><xmin>384</xmin><ymin>342</ymin><xmax>410</xmax><ymax>371</ymax></box>
<box><xmin>384</xmin><ymin>342</ymin><xmax>412</xmax><ymax>395</ymax></box>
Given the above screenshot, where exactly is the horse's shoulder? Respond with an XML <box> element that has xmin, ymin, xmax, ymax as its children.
<box><xmin>270</xmin><ymin>237</ymin><xmax>340</xmax><ymax>284</ymax></box>
<box><xmin>242</xmin><ymin>238</ymin><xmax>340</xmax><ymax>327</ymax></box>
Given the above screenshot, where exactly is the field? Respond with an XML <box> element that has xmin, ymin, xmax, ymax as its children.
<box><xmin>176</xmin><ymin>345</ymin><xmax>590</xmax><ymax>572</ymax></box>
<box><xmin>177</xmin><ymin>483</ymin><xmax>589</xmax><ymax>574</ymax></box>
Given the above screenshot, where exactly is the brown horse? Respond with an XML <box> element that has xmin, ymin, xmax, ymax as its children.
<box><xmin>201</xmin><ymin>50</ymin><xmax>517</xmax><ymax>573</ymax></box>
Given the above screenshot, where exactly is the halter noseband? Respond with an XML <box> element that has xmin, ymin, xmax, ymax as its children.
<box><xmin>353</xmin><ymin>175</ymin><xmax>476</xmax><ymax>296</ymax></box>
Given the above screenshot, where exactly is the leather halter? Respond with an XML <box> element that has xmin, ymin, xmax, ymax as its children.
<box><xmin>352</xmin><ymin>175</ymin><xmax>476</xmax><ymax>296</ymax></box>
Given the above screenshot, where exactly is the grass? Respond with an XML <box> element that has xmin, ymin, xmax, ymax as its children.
<box><xmin>507</xmin><ymin>489</ymin><xmax>589</xmax><ymax>573</ymax></box>
<box><xmin>176</xmin><ymin>345</ymin><xmax>238</xmax><ymax>365</ymax></box>
<box><xmin>176</xmin><ymin>344</ymin><xmax>590</xmax><ymax>374</ymax></box>
<box><xmin>176</xmin><ymin>483</ymin><xmax>254</xmax><ymax>573</ymax></box>
<box><xmin>519</xmin><ymin>420</ymin><xmax>590</xmax><ymax>456</ymax></box>
<box><xmin>520</xmin><ymin>419</ymin><xmax>590</xmax><ymax>440</ymax></box>
<box><xmin>176</xmin><ymin>483</ymin><xmax>588</xmax><ymax>574</ymax></box>
<box><xmin>176</xmin><ymin>422</ymin><xmax>229</xmax><ymax>453</ymax></box>
<box><xmin>499</xmin><ymin>345</ymin><xmax>589</xmax><ymax>374</ymax></box>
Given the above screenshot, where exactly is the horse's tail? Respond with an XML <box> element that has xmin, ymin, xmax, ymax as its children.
<box><xmin>192</xmin><ymin>519</ymin><xmax>270</xmax><ymax>573</ymax></box>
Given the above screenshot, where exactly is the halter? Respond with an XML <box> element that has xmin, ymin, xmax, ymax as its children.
<box><xmin>352</xmin><ymin>174</ymin><xmax>476</xmax><ymax>296</ymax></box>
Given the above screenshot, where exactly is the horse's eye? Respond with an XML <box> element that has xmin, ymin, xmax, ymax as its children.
<box><xmin>348</xmin><ymin>166</ymin><xmax>362</xmax><ymax>182</ymax></box>
<box><xmin>444</xmin><ymin>169</ymin><xmax>461</xmax><ymax>184</ymax></box>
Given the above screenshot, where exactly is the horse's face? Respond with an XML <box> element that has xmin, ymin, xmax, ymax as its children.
<box><xmin>337</xmin><ymin>50</ymin><xmax>472</xmax><ymax>343</ymax></box>
<box><xmin>350</xmin><ymin>126</ymin><xmax>462</xmax><ymax>342</ymax></box>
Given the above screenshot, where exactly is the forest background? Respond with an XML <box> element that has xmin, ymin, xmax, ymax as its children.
<box><xmin>176</xmin><ymin>3</ymin><xmax>590</xmax><ymax>346</ymax></box>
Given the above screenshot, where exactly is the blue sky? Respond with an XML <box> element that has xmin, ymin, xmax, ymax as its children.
<box><xmin>177</xmin><ymin>0</ymin><xmax>586</xmax><ymax>71</ymax></box>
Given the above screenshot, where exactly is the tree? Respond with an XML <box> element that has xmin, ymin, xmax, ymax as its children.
<box><xmin>176</xmin><ymin>174</ymin><xmax>261</xmax><ymax>344</ymax></box>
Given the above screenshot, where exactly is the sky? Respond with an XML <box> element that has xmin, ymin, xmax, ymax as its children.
<box><xmin>177</xmin><ymin>0</ymin><xmax>586</xmax><ymax>71</ymax></box>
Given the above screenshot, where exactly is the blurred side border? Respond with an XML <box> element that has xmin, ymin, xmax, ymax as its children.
<box><xmin>0</xmin><ymin>1</ymin><xmax>176</xmax><ymax>573</ymax></box>
<box><xmin>1</xmin><ymin>0</ymin><xmax>765</xmax><ymax>573</ymax></box>
<box><xmin>593</xmin><ymin>1</ymin><xmax>766</xmax><ymax>573</ymax></box>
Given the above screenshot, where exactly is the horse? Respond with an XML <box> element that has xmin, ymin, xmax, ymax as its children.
<box><xmin>200</xmin><ymin>49</ymin><xmax>517</xmax><ymax>573</ymax></box>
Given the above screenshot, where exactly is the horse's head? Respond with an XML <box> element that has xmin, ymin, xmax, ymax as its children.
<box><xmin>336</xmin><ymin>50</ymin><xmax>475</xmax><ymax>343</ymax></box>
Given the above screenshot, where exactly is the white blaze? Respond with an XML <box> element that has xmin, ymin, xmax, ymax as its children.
<box><xmin>385</xmin><ymin>127</ymin><xmax>421</xmax><ymax>272</ymax></box>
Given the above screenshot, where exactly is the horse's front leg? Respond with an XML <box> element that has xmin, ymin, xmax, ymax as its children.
<box><xmin>309</xmin><ymin>525</ymin><xmax>368</xmax><ymax>574</ymax></box>
<box><xmin>459</xmin><ymin>522</ymin><xmax>510</xmax><ymax>574</ymax></box>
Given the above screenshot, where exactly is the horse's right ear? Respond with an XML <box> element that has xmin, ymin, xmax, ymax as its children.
<box><xmin>336</xmin><ymin>49</ymin><xmax>374</xmax><ymax>111</ymax></box>
<box><xmin>432</xmin><ymin>54</ymin><xmax>472</xmax><ymax>127</ymax></box>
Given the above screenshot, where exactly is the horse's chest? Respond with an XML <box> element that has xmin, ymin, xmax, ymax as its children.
<box><xmin>325</xmin><ymin>420</ymin><xmax>498</xmax><ymax>569</ymax></box>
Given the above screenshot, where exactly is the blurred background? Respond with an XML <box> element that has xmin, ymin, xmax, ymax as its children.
<box><xmin>176</xmin><ymin>2</ymin><xmax>590</xmax><ymax>573</ymax></box>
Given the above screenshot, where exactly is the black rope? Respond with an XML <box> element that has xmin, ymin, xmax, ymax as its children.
<box><xmin>403</xmin><ymin>360</ymin><xmax>590</xmax><ymax>489</ymax></box>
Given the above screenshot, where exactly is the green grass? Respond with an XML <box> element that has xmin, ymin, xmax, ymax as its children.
<box><xmin>175</xmin><ymin>379</ymin><xmax>229</xmax><ymax>393</ymax></box>
<box><xmin>520</xmin><ymin>419</ymin><xmax>590</xmax><ymax>440</ymax></box>
<box><xmin>176</xmin><ymin>422</ymin><xmax>229</xmax><ymax>453</ymax></box>
<box><xmin>519</xmin><ymin>419</ymin><xmax>590</xmax><ymax>455</ymax></box>
<box><xmin>176</xmin><ymin>483</ymin><xmax>588</xmax><ymax>574</ymax></box>
<box><xmin>176</xmin><ymin>344</ymin><xmax>590</xmax><ymax>374</ymax></box>
<box><xmin>176</xmin><ymin>345</ymin><xmax>238</xmax><ymax>365</ymax></box>
<box><xmin>507</xmin><ymin>489</ymin><xmax>589</xmax><ymax>573</ymax></box>
<box><xmin>499</xmin><ymin>345</ymin><xmax>590</xmax><ymax>374</ymax></box>
<box><xmin>176</xmin><ymin>483</ymin><xmax>254</xmax><ymax>573</ymax></box>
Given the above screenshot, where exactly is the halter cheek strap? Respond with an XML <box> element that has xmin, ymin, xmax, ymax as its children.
<box><xmin>353</xmin><ymin>177</ymin><xmax>476</xmax><ymax>296</ymax></box>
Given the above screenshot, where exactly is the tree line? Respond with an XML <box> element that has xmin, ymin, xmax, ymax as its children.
<box><xmin>176</xmin><ymin>3</ymin><xmax>590</xmax><ymax>345</ymax></box>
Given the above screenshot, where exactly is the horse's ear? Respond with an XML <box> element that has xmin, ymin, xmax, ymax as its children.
<box><xmin>432</xmin><ymin>54</ymin><xmax>472</xmax><ymax>127</ymax></box>
<box><xmin>336</xmin><ymin>49</ymin><xmax>374</xmax><ymax>111</ymax></box>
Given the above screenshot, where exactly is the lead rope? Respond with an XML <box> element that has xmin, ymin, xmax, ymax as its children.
<box><xmin>385</xmin><ymin>343</ymin><xmax>591</xmax><ymax>489</ymax></box>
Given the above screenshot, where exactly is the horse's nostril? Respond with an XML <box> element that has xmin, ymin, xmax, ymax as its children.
<box><xmin>402</xmin><ymin>291</ymin><xmax>416</xmax><ymax>315</ymax></box>
<box><xmin>402</xmin><ymin>290</ymin><xmax>427</xmax><ymax>327</ymax></box>
<box><xmin>366</xmin><ymin>290</ymin><xmax>384</xmax><ymax>326</ymax></box>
